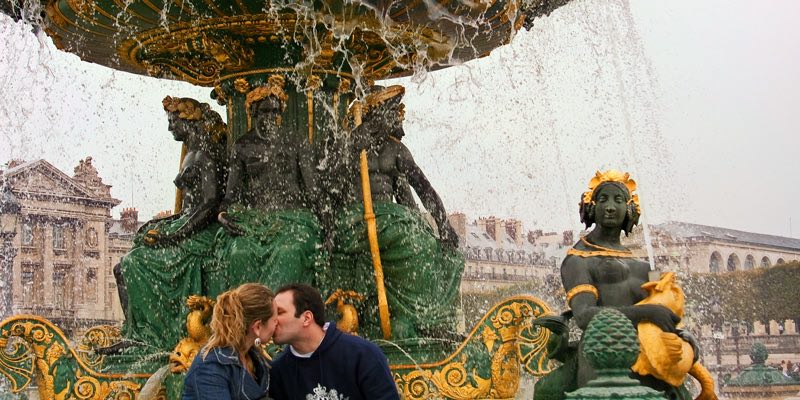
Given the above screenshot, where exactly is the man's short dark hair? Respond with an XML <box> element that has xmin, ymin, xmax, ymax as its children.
<box><xmin>276</xmin><ymin>283</ymin><xmax>325</xmax><ymax>327</ymax></box>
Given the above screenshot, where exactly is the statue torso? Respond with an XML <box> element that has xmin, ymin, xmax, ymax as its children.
<box><xmin>232</xmin><ymin>133</ymin><xmax>308</xmax><ymax>211</ymax></box>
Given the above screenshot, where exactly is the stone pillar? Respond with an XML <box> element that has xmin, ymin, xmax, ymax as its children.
<box><xmin>42</xmin><ymin>224</ymin><xmax>54</xmax><ymax>305</ymax></box>
<box><xmin>0</xmin><ymin>233</ymin><xmax>17</xmax><ymax>319</ymax></box>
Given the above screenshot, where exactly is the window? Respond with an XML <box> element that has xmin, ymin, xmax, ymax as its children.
<box><xmin>53</xmin><ymin>225</ymin><xmax>65</xmax><ymax>250</ymax></box>
<box><xmin>727</xmin><ymin>254</ymin><xmax>739</xmax><ymax>271</ymax></box>
<box><xmin>85</xmin><ymin>268</ymin><xmax>98</xmax><ymax>302</ymax></box>
<box><xmin>21</xmin><ymin>223</ymin><xmax>33</xmax><ymax>246</ymax></box>
<box><xmin>744</xmin><ymin>255</ymin><xmax>755</xmax><ymax>270</ymax></box>
<box><xmin>709</xmin><ymin>252</ymin><xmax>722</xmax><ymax>273</ymax></box>
<box><xmin>760</xmin><ymin>257</ymin><xmax>771</xmax><ymax>268</ymax></box>
<box><xmin>777</xmin><ymin>258</ymin><xmax>786</xmax><ymax>265</ymax></box>
<box><xmin>53</xmin><ymin>265</ymin><xmax>74</xmax><ymax>309</ymax></box>
<box><xmin>21</xmin><ymin>263</ymin><xmax>43</xmax><ymax>306</ymax></box>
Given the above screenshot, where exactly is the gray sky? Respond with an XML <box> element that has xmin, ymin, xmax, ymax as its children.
<box><xmin>1</xmin><ymin>0</ymin><xmax>798</xmax><ymax>237</ymax></box>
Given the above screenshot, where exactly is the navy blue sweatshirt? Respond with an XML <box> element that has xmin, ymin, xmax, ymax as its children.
<box><xmin>268</xmin><ymin>323</ymin><xmax>399</xmax><ymax>400</ymax></box>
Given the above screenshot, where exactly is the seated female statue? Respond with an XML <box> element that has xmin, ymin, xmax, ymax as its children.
<box><xmin>215</xmin><ymin>75</ymin><xmax>323</xmax><ymax>290</ymax></box>
<box><xmin>537</xmin><ymin>170</ymin><xmax>697</xmax><ymax>400</ymax></box>
<box><xmin>326</xmin><ymin>85</ymin><xmax>463</xmax><ymax>340</ymax></box>
<box><xmin>118</xmin><ymin>97</ymin><xmax>227</xmax><ymax>351</ymax></box>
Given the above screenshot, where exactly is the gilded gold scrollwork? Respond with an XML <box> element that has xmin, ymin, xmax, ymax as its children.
<box><xmin>392</xmin><ymin>296</ymin><xmax>551</xmax><ymax>399</ymax></box>
<box><xmin>0</xmin><ymin>316</ymin><xmax>147</xmax><ymax>399</ymax></box>
<box><xmin>77</xmin><ymin>325</ymin><xmax>121</xmax><ymax>369</ymax></box>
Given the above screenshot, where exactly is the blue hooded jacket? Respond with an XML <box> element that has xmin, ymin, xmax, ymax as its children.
<box><xmin>183</xmin><ymin>346</ymin><xmax>270</xmax><ymax>400</ymax></box>
<box><xmin>268</xmin><ymin>322</ymin><xmax>399</xmax><ymax>400</ymax></box>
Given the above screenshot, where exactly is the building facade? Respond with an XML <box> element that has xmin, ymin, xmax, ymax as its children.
<box><xmin>449</xmin><ymin>213</ymin><xmax>572</xmax><ymax>295</ymax></box>
<box><xmin>0</xmin><ymin>158</ymin><xmax>139</xmax><ymax>337</ymax></box>
<box><xmin>622</xmin><ymin>222</ymin><xmax>800</xmax><ymax>371</ymax></box>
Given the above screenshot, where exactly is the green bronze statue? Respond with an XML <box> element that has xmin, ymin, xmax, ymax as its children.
<box><xmin>113</xmin><ymin>96</ymin><xmax>228</xmax><ymax>352</ymax></box>
<box><xmin>326</xmin><ymin>85</ymin><xmax>464</xmax><ymax>340</ymax></box>
<box><xmin>215</xmin><ymin>75</ymin><xmax>323</xmax><ymax>290</ymax></box>
<box><xmin>534</xmin><ymin>170</ymin><xmax>701</xmax><ymax>400</ymax></box>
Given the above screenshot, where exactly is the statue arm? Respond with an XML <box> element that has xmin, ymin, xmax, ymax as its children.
<box><xmin>152</xmin><ymin>156</ymin><xmax>220</xmax><ymax>245</ymax></box>
<box><xmin>393</xmin><ymin>174</ymin><xmax>417</xmax><ymax>209</ymax></box>
<box><xmin>397</xmin><ymin>144</ymin><xmax>458</xmax><ymax>249</ymax></box>
<box><xmin>561</xmin><ymin>257</ymin><xmax>601</xmax><ymax>330</ymax></box>
<box><xmin>220</xmin><ymin>146</ymin><xmax>244</xmax><ymax>211</ymax></box>
<box><xmin>217</xmin><ymin>146</ymin><xmax>246</xmax><ymax>235</ymax></box>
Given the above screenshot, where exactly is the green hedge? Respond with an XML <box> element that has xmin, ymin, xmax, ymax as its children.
<box><xmin>682</xmin><ymin>261</ymin><xmax>800</xmax><ymax>324</ymax></box>
<box><xmin>461</xmin><ymin>261</ymin><xmax>800</xmax><ymax>328</ymax></box>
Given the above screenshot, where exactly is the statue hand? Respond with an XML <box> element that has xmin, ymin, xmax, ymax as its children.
<box><xmin>143</xmin><ymin>230</ymin><xmax>161</xmax><ymax>247</ymax></box>
<box><xmin>218</xmin><ymin>212</ymin><xmax>245</xmax><ymax>236</ymax></box>
<box><xmin>677</xmin><ymin>329</ymin><xmax>701</xmax><ymax>364</ymax></box>
<box><xmin>630</xmin><ymin>304</ymin><xmax>680</xmax><ymax>333</ymax></box>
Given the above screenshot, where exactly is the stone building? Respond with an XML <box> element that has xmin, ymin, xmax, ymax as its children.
<box><xmin>623</xmin><ymin>222</ymin><xmax>800</xmax><ymax>371</ymax></box>
<box><xmin>449</xmin><ymin>213</ymin><xmax>573</xmax><ymax>295</ymax></box>
<box><xmin>0</xmin><ymin>158</ymin><xmax>140</xmax><ymax>337</ymax></box>
<box><xmin>623</xmin><ymin>221</ymin><xmax>800</xmax><ymax>274</ymax></box>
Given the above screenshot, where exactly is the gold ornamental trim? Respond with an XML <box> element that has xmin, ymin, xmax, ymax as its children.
<box><xmin>565</xmin><ymin>284</ymin><xmax>599</xmax><ymax>304</ymax></box>
<box><xmin>567</xmin><ymin>236</ymin><xmax>635</xmax><ymax>258</ymax></box>
<box><xmin>306</xmin><ymin>75</ymin><xmax>323</xmax><ymax>143</ymax></box>
<box><xmin>392</xmin><ymin>296</ymin><xmax>552</xmax><ymax>399</ymax></box>
<box><xmin>390</xmin><ymin>295</ymin><xmax>551</xmax><ymax>370</ymax></box>
<box><xmin>219</xmin><ymin>68</ymin><xmax>355</xmax><ymax>82</ymax></box>
<box><xmin>566</xmin><ymin>248</ymin><xmax>637</xmax><ymax>258</ymax></box>
<box><xmin>0</xmin><ymin>315</ymin><xmax>152</xmax><ymax>380</ymax></box>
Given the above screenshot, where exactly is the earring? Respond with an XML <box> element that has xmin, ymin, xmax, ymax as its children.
<box><xmin>254</xmin><ymin>337</ymin><xmax>262</xmax><ymax>347</ymax></box>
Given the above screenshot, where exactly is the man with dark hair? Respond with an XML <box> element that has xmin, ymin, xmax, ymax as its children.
<box><xmin>269</xmin><ymin>283</ymin><xmax>399</xmax><ymax>400</ymax></box>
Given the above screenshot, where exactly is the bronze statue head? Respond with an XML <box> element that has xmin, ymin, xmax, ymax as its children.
<box><xmin>163</xmin><ymin>96</ymin><xmax>226</xmax><ymax>147</ymax></box>
<box><xmin>245</xmin><ymin>75</ymin><xmax>288</xmax><ymax>130</ymax></box>
<box><xmin>579</xmin><ymin>170</ymin><xmax>641</xmax><ymax>235</ymax></box>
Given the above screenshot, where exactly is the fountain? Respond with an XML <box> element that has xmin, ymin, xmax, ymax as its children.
<box><xmin>0</xmin><ymin>0</ymin><xmax>573</xmax><ymax>397</ymax></box>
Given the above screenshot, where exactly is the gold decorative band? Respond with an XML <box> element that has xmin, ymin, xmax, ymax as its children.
<box><xmin>218</xmin><ymin>68</ymin><xmax>355</xmax><ymax>82</ymax></box>
<box><xmin>566</xmin><ymin>248</ymin><xmax>637</xmax><ymax>258</ymax></box>
<box><xmin>565</xmin><ymin>284</ymin><xmax>599</xmax><ymax>304</ymax></box>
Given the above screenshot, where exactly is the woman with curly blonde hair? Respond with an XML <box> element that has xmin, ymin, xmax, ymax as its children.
<box><xmin>183</xmin><ymin>283</ymin><xmax>276</xmax><ymax>400</ymax></box>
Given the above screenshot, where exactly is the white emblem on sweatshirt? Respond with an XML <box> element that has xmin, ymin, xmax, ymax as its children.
<box><xmin>305</xmin><ymin>384</ymin><xmax>349</xmax><ymax>400</ymax></box>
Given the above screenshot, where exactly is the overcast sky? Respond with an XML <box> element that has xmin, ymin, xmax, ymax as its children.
<box><xmin>1</xmin><ymin>0</ymin><xmax>798</xmax><ymax>238</ymax></box>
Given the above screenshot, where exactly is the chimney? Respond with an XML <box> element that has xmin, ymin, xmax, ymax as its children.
<box><xmin>527</xmin><ymin>229</ymin><xmax>543</xmax><ymax>245</ymax></box>
<box><xmin>505</xmin><ymin>219</ymin><xmax>523</xmax><ymax>245</ymax></box>
<box><xmin>562</xmin><ymin>230</ymin><xmax>574</xmax><ymax>246</ymax></box>
<box><xmin>482</xmin><ymin>216</ymin><xmax>497</xmax><ymax>240</ymax></box>
<box><xmin>7</xmin><ymin>159</ymin><xmax>25</xmax><ymax>169</ymax></box>
<box><xmin>154</xmin><ymin>209</ymin><xmax>174</xmax><ymax>219</ymax></box>
<box><xmin>120</xmin><ymin>208</ymin><xmax>139</xmax><ymax>233</ymax></box>
<box><xmin>447</xmin><ymin>213</ymin><xmax>467</xmax><ymax>240</ymax></box>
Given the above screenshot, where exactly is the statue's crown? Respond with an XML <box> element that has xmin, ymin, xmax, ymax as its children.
<box><xmin>581</xmin><ymin>170</ymin><xmax>640</xmax><ymax>213</ymax></box>
<box><xmin>245</xmin><ymin>75</ymin><xmax>288</xmax><ymax>111</ymax></box>
<box><xmin>162</xmin><ymin>96</ymin><xmax>202</xmax><ymax>121</ymax></box>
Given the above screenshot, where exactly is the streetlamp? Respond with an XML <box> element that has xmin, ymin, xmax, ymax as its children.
<box><xmin>710</xmin><ymin>300</ymin><xmax>725</xmax><ymax>390</ymax></box>
<box><xmin>732</xmin><ymin>318</ymin><xmax>741</xmax><ymax>370</ymax></box>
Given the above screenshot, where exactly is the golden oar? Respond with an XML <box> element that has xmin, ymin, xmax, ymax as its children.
<box><xmin>173</xmin><ymin>144</ymin><xmax>188</xmax><ymax>214</ymax></box>
<box><xmin>353</xmin><ymin>103</ymin><xmax>392</xmax><ymax>339</ymax></box>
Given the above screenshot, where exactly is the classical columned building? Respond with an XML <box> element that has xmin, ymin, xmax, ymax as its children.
<box><xmin>0</xmin><ymin>158</ymin><xmax>139</xmax><ymax>336</ymax></box>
